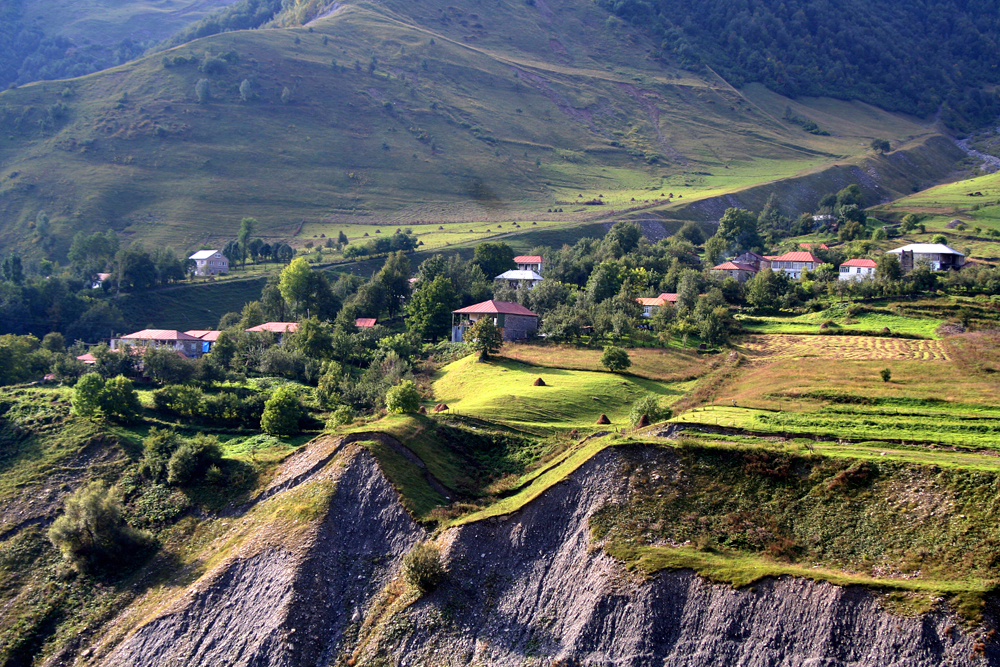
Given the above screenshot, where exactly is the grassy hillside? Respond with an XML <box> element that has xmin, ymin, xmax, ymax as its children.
<box><xmin>0</xmin><ymin>0</ymin><xmax>954</xmax><ymax>262</ymax></box>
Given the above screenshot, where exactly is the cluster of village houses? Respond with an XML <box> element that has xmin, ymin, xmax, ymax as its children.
<box><xmin>83</xmin><ymin>244</ymin><xmax>967</xmax><ymax>366</ymax></box>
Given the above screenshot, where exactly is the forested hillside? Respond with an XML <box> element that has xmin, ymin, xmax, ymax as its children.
<box><xmin>600</xmin><ymin>0</ymin><xmax>1000</xmax><ymax>131</ymax></box>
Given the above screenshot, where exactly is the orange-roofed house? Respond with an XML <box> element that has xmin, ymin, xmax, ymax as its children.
<box><xmin>112</xmin><ymin>329</ymin><xmax>204</xmax><ymax>357</ymax></box>
<box><xmin>246</xmin><ymin>322</ymin><xmax>299</xmax><ymax>343</ymax></box>
<box><xmin>355</xmin><ymin>318</ymin><xmax>377</xmax><ymax>328</ymax></box>
<box><xmin>246</xmin><ymin>322</ymin><xmax>299</xmax><ymax>334</ymax></box>
<box><xmin>769</xmin><ymin>251</ymin><xmax>821</xmax><ymax>280</ymax></box>
<box><xmin>838</xmin><ymin>258</ymin><xmax>877</xmax><ymax>281</ymax></box>
<box><xmin>657</xmin><ymin>293</ymin><xmax>679</xmax><ymax>304</ymax></box>
<box><xmin>711</xmin><ymin>261</ymin><xmax>758</xmax><ymax>283</ymax></box>
<box><xmin>185</xmin><ymin>330</ymin><xmax>221</xmax><ymax>354</ymax></box>
<box><xmin>799</xmin><ymin>242</ymin><xmax>829</xmax><ymax>251</ymax></box>
<box><xmin>451</xmin><ymin>300</ymin><xmax>539</xmax><ymax>343</ymax></box>
<box><xmin>636</xmin><ymin>297</ymin><xmax>667</xmax><ymax>318</ymax></box>
<box><xmin>514</xmin><ymin>255</ymin><xmax>544</xmax><ymax>274</ymax></box>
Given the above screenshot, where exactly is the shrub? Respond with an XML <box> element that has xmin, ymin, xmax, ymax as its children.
<box><xmin>629</xmin><ymin>393</ymin><xmax>672</xmax><ymax>426</ymax></box>
<box><xmin>600</xmin><ymin>346</ymin><xmax>631</xmax><ymax>372</ymax></box>
<box><xmin>932</xmin><ymin>234</ymin><xmax>948</xmax><ymax>245</ymax></box>
<box><xmin>142</xmin><ymin>428</ymin><xmax>181</xmax><ymax>482</ymax></box>
<box><xmin>99</xmin><ymin>376</ymin><xmax>142</xmax><ymax>422</ymax></box>
<box><xmin>261</xmin><ymin>387</ymin><xmax>302</xmax><ymax>435</ymax></box>
<box><xmin>385</xmin><ymin>380</ymin><xmax>421</xmax><ymax>413</ymax></box>
<box><xmin>880</xmin><ymin>368</ymin><xmax>892</xmax><ymax>382</ymax></box>
<box><xmin>402</xmin><ymin>541</ymin><xmax>445</xmax><ymax>592</ymax></box>
<box><xmin>329</xmin><ymin>404</ymin><xmax>354</xmax><ymax>427</ymax></box>
<box><xmin>72</xmin><ymin>372</ymin><xmax>104</xmax><ymax>418</ymax></box>
<box><xmin>48</xmin><ymin>481</ymin><xmax>151</xmax><ymax>574</ymax></box>
<box><xmin>195</xmin><ymin>78</ymin><xmax>211</xmax><ymax>103</ymax></box>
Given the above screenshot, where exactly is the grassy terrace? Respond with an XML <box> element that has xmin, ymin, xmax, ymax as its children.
<box><xmin>431</xmin><ymin>354</ymin><xmax>690</xmax><ymax>434</ymax></box>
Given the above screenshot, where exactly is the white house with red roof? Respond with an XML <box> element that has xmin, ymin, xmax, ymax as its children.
<box><xmin>839</xmin><ymin>258</ymin><xmax>877</xmax><ymax>281</ymax></box>
<box><xmin>514</xmin><ymin>255</ymin><xmax>544</xmax><ymax>274</ymax></box>
<box><xmin>112</xmin><ymin>329</ymin><xmax>204</xmax><ymax>357</ymax></box>
<box><xmin>711</xmin><ymin>261</ymin><xmax>757</xmax><ymax>282</ymax></box>
<box><xmin>769</xmin><ymin>251</ymin><xmax>821</xmax><ymax>279</ymax></box>
<box><xmin>657</xmin><ymin>293</ymin><xmax>679</xmax><ymax>304</ymax></box>
<box><xmin>451</xmin><ymin>300</ymin><xmax>539</xmax><ymax>342</ymax></box>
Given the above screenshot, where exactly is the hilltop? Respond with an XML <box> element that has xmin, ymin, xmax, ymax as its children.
<box><xmin>0</xmin><ymin>0</ymin><xmax>964</xmax><ymax>261</ymax></box>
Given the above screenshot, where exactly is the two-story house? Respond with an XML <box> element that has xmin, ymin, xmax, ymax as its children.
<box><xmin>189</xmin><ymin>250</ymin><xmax>229</xmax><ymax>276</ymax></box>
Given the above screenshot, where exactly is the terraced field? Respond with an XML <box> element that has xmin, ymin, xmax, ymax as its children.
<box><xmin>740</xmin><ymin>335</ymin><xmax>951</xmax><ymax>362</ymax></box>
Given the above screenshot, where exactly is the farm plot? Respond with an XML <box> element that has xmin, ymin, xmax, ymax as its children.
<box><xmin>740</xmin><ymin>335</ymin><xmax>950</xmax><ymax>362</ymax></box>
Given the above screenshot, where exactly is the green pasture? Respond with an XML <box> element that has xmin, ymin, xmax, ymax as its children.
<box><xmin>673</xmin><ymin>402</ymin><xmax>1000</xmax><ymax>451</ymax></box>
<box><xmin>738</xmin><ymin>309</ymin><xmax>944</xmax><ymax>338</ymax></box>
<box><xmin>431</xmin><ymin>354</ymin><xmax>680</xmax><ymax>433</ymax></box>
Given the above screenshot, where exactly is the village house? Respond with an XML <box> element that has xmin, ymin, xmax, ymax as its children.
<box><xmin>112</xmin><ymin>329</ymin><xmax>204</xmax><ymax>358</ymax></box>
<box><xmin>355</xmin><ymin>318</ymin><xmax>377</xmax><ymax>328</ymax></box>
<box><xmin>451</xmin><ymin>300</ymin><xmax>539</xmax><ymax>343</ymax></box>
<box><xmin>90</xmin><ymin>272</ymin><xmax>112</xmax><ymax>289</ymax></box>
<box><xmin>769</xmin><ymin>251</ymin><xmax>821</xmax><ymax>279</ymax></box>
<box><xmin>710</xmin><ymin>261</ymin><xmax>757</xmax><ymax>282</ymax></box>
<box><xmin>514</xmin><ymin>255</ymin><xmax>544</xmax><ymax>274</ymax></box>
<box><xmin>887</xmin><ymin>243</ymin><xmax>966</xmax><ymax>272</ymax></box>
<box><xmin>246</xmin><ymin>322</ymin><xmax>299</xmax><ymax>343</ymax></box>
<box><xmin>838</xmin><ymin>258</ymin><xmax>877</xmax><ymax>281</ymax></box>
<box><xmin>657</xmin><ymin>292</ymin><xmax>679</xmax><ymax>305</ymax></box>
<box><xmin>636</xmin><ymin>297</ymin><xmax>667</xmax><ymax>317</ymax></box>
<box><xmin>495</xmin><ymin>269</ymin><xmax>544</xmax><ymax>289</ymax></box>
<box><xmin>733</xmin><ymin>251</ymin><xmax>768</xmax><ymax>271</ymax></box>
<box><xmin>185</xmin><ymin>330</ymin><xmax>221</xmax><ymax>354</ymax></box>
<box><xmin>189</xmin><ymin>250</ymin><xmax>229</xmax><ymax>276</ymax></box>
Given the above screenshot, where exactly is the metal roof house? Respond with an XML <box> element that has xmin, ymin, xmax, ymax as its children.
<box><xmin>451</xmin><ymin>300</ymin><xmax>539</xmax><ymax>343</ymax></box>
<box><xmin>838</xmin><ymin>258</ymin><xmax>877</xmax><ymax>281</ymax></box>
<box><xmin>769</xmin><ymin>251</ymin><xmax>821</xmax><ymax>279</ymax></box>
<box><xmin>514</xmin><ymin>255</ymin><xmax>544</xmax><ymax>273</ymax></box>
<box><xmin>495</xmin><ymin>269</ymin><xmax>544</xmax><ymax>289</ymax></box>
<box><xmin>111</xmin><ymin>329</ymin><xmax>204</xmax><ymax>357</ymax></box>
<box><xmin>711</xmin><ymin>261</ymin><xmax>758</xmax><ymax>282</ymax></box>
<box><xmin>887</xmin><ymin>244</ymin><xmax>966</xmax><ymax>272</ymax></box>
<box><xmin>189</xmin><ymin>250</ymin><xmax>229</xmax><ymax>276</ymax></box>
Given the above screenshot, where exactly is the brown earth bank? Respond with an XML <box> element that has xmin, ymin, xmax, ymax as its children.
<box><xmin>74</xmin><ymin>443</ymin><xmax>996</xmax><ymax>667</ymax></box>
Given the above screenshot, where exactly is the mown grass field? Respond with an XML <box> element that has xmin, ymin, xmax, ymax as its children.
<box><xmin>498</xmin><ymin>341</ymin><xmax>707</xmax><ymax>381</ymax></box>
<box><xmin>738</xmin><ymin>310</ymin><xmax>945</xmax><ymax>338</ymax></box>
<box><xmin>431</xmin><ymin>354</ymin><xmax>683</xmax><ymax>433</ymax></box>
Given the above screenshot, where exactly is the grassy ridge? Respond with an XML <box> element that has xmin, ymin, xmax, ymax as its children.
<box><xmin>0</xmin><ymin>0</ymin><xmax>950</xmax><ymax>261</ymax></box>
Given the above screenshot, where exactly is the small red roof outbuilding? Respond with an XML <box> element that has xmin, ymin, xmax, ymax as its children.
<box><xmin>657</xmin><ymin>293</ymin><xmax>679</xmax><ymax>303</ymax></box>
<box><xmin>185</xmin><ymin>330</ymin><xmax>221</xmax><ymax>342</ymax></box>
<box><xmin>355</xmin><ymin>318</ymin><xmax>377</xmax><ymax>328</ymax></box>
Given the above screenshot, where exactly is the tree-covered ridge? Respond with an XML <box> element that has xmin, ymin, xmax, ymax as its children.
<box><xmin>601</xmin><ymin>0</ymin><xmax>1000</xmax><ymax>130</ymax></box>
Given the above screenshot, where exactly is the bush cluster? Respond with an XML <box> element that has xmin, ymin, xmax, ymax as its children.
<box><xmin>152</xmin><ymin>385</ymin><xmax>266</xmax><ymax>425</ymax></box>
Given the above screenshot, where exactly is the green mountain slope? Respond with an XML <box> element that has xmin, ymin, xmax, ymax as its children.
<box><xmin>0</xmin><ymin>0</ymin><xmax>957</xmax><ymax>259</ymax></box>
<box><xmin>600</xmin><ymin>0</ymin><xmax>1000</xmax><ymax>131</ymax></box>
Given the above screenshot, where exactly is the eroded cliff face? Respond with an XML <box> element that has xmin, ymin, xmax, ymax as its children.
<box><xmin>87</xmin><ymin>443</ymin><xmax>996</xmax><ymax>667</ymax></box>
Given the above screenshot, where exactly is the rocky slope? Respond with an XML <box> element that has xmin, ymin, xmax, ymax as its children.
<box><xmin>82</xmin><ymin>441</ymin><xmax>996</xmax><ymax>666</ymax></box>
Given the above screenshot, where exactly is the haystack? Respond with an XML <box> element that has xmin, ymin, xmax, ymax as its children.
<box><xmin>596</xmin><ymin>414</ymin><xmax>611</xmax><ymax>425</ymax></box>
<box><xmin>533</xmin><ymin>377</ymin><xmax>546</xmax><ymax>386</ymax></box>
<box><xmin>418</xmin><ymin>406</ymin><xmax>427</xmax><ymax>415</ymax></box>
<box><xmin>433</xmin><ymin>403</ymin><xmax>449</xmax><ymax>413</ymax></box>
<box><xmin>637</xmin><ymin>414</ymin><xmax>650</xmax><ymax>428</ymax></box>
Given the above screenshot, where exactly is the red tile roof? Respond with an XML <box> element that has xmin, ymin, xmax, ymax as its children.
<box><xmin>771</xmin><ymin>251</ymin><xmax>820</xmax><ymax>263</ymax></box>
<box><xmin>657</xmin><ymin>293</ymin><xmax>679</xmax><ymax>302</ymax></box>
<box><xmin>453</xmin><ymin>300</ymin><xmax>538</xmax><ymax>317</ymax></box>
<box><xmin>841</xmin><ymin>258</ymin><xmax>877</xmax><ymax>268</ymax></box>
<box><xmin>799</xmin><ymin>242</ymin><xmax>829</xmax><ymax>250</ymax></box>
<box><xmin>355</xmin><ymin>318</ymin><xmax>377</xmax><ymax>328</ymax></box>
<box><xmin>246</xmin><ymin>322</ymin><xmax>299</xmax><ymax>333</ymax></box>
<box><xmin>76</xmin><ymin>353</ymin><xmax>97</xmax><ymax>364</ymax></box>
<box><xmin>514</xmin><ymin>255</ymin><xmax>543</xmax><ymax>264</ymax></box>
<box><xmin>185</xmin><ymin>330</ymin><xmax>221</xmax><ymax>341</ymax></box>
<box><xmin>121</xmin><ymin>329</ymin><xmax>201</xmax><ymax>341</ymax></box>
<box><xmin>712</xmin><ymin>262</ymin><xmax>757</xmax><ymax>271</ymax></box>
<box><xmin>636</xmin><ymin>297</ymin><xmax>666</xmax><ymax>307</ymax></box>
